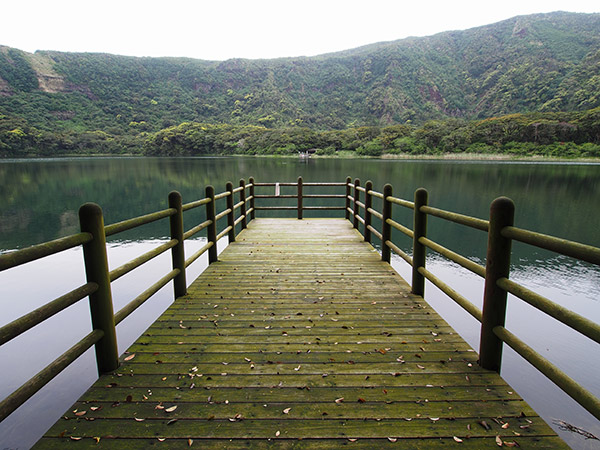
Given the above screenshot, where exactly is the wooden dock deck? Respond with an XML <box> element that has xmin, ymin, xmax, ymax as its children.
<box><xmin>36</xmin><ymin>218</ymin><xmax>567</xmax><ymax>448</ymax></box>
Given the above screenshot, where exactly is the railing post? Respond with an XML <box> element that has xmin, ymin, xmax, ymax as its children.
<box><xmin>248</xmin><ymin>177</ymin><xmax>255</xmax><ymax>220</ymax></box>
<box><xmin>364</xmin><ymin>180</ymin><xmax>373</xmax><ymax>243</ymax></box>
<box><xmin>381</xmin><ymin>184</ymin><xmax>392</xmax><ymax>263</ymax></box>
<box><xmin>168</xmin><ymin>191</ymin><xmax>186</xmax><ymax>298</ymax></box>
<box><xmin>239</xmin><ymin>178</ymin><xmax>247</xmax><ymax>230</ymax></box>
<box><xmin>79</xmin><ymin>203</ymin><xmax>118</xmax><ymax>374</ymax></box>
<box><xmin>205</xmin><ymin>185</ymin><xmax>218</xmax><ymax>264</ymax></box>
<box><xmin>412</xmin><ymin>188</ymin><xmax>428</xmax><ymax>296</ymax></box>
<box><xmin>226</xmin><ymin>181</ymin><xmax>236</xmax><ymax>243</ymax></box>
<box><xmin>345</xmin><ymin>176</ymin><xmax>352</xmax><ymax>220</ymax></box>
<box><xmin>297</xmin><ymin>176</ymin><xmax>303</xmax><ymax>220</ymax></box>
<box><xmin>353</xmin><ymin>178</ymin><xmax>360</xmax><ymax>229</ymax></box>
<box><xmin>480</xmin><ymin>197</ymin><xmax>515</xmax><ymax>373</ymax></box>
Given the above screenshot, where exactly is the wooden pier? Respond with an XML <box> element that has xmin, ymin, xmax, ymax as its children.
<box><xmin>35</xmin><ymin>219</ymin><xmax>567</xmax><ymax>448</ymax></box>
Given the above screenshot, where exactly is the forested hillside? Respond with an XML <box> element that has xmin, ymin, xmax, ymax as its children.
<box><xmin>1</xmin><ymin>11</ymin><xmax>599</xmax><ymax>156</ymax></box>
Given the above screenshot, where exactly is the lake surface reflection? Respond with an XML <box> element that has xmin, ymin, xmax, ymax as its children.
<box><xmin>1</xmin><ymin>157</ymin><xmax>599</xmax><ymax>449</ymax></box>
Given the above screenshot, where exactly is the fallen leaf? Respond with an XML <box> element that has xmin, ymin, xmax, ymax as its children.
<box><xmin>70</xmin><ymin>436</ymin><xmax>82</xmax><ymax>441</ymax></box>
<box><xmin>357</xmin><ymin>398</ymin><xmax>366</xmax><ymax>403</ymax></box>
<box><xmin>157</xmin><ymin>437</ymin><xmax>166</xmax><ymax>442</ymax></box>
<box><xmin>430</xmin><ymin>417</ymin><xmax>440</xmax><ymax>421</ymax></box>
<box><xmin>75</xmin><ymin>411</ymin><xmax>86</xmax><ymax>416</ymax></box>
<box><xmin>416</xmin><ymin>364</ymin><xmax>425</xmax><ymax>370</ymax></box>
<box><xmin>134</xmin><ymin>417</ymin><xmax>145</xmax><ymax>422</ymax></box>
<box><xmin>453</xmin><ymin>436</ymin><xmax>463</xmax><ymax>443</ymax></box>
<box><xmin>335</xmin><ymin>397</ymin><xmax>344</xmax><ymax>404</ymax></box>
<box><xmin>167</xmin><ymin>418</ymin><xmax>178</xmax><ymax>425</ymax></box>
<box><xmin>124</xmin><ymin>354</ymin><xmax>135</xmax><ymax>361</ymax></box>
<box><xmin>275</xmin><ymin>430</ymin><xmax>281</xmax><ymax>437</ymax></box>
<box><xmin>388</xmin><ymin>437</ymin><xmax>398</xmax><ymax>442</ymax></box>
<box><xmin>479</xmin><ymin>420</ymin><xmax>491</xmax><ymax>430</ymax></box>
<box><xmin>93</xmin><ymin>437</ymin><xmax>100</xmax><ymax>443</ymax></box>
<box><xmin>348</xmin><ymin>438</ymin><xmax>358</xmax><ymax>442</ymax></box>
<box><xmin>504</xmin><ymin>442</ymin><xmax>520</xmax><ymax>447</ymax></box>
<box><xmin>126</xmin><ymin>395</ymin><xmax>133</xmax><ymax>403</ymax></box>
<box><xmin>283</xmin><ymin>408</ymin><xmax>291</xmax><ymax>414</ymax></box>
<box><xmin>90</xmin><ymin>406</ymin><xmax>102</xmax><ymax>411</ymax></box>
<box><xmin>496</xmin><ymin>435</ymin><xmax>503</xmax><ymax>446</ymax></box>
<box><xmin>165</xmin><ymin>405</ymin><xmax>178</xmax><ymax>413</ymax></box>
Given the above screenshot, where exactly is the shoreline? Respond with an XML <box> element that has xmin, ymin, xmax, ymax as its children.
<box><xmin>2</xmin><ymin>152</ymin><xmax>600</xmax><ymax>163</ymax></box>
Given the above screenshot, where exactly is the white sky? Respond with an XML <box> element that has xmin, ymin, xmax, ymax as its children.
<box><xmin>1</xmin><ymin>0</ymin><xmax>598</xmax><ymax>61</ymax></box>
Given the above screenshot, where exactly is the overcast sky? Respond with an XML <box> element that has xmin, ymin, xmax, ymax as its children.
<box><xmin>1</xmin><ymin>0</ymin><xmax>598</xmax><ymax>61</ymax></box>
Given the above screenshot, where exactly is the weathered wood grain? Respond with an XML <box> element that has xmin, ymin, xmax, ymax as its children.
<box><xmin>35</xmin><ymin>218</ymin><xmax>567</xmax><ymax>448</ymax></box>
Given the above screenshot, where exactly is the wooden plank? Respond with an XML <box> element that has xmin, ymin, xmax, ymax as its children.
<box><xmin>35</xmin><ymin>218</ymin><xmax>567</xmax><ymax>448</ymax></box>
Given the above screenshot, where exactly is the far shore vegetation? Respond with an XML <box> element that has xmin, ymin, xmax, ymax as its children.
<box><xmin>2</xmin><ymin>109</ymin><xmax>599</xmax><ymax>160</ymax></box>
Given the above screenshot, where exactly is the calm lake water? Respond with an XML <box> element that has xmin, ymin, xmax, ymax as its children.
<box><xmin>1</xmin><ymin>156</ymin><xmax>599</xmax><ymax>449</ymax></box>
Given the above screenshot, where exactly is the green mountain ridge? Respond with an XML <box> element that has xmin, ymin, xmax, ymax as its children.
<box><xmin>0</xmin><ymin>11</ymin><xmax>599</xmax><ymax>157</ymax></box>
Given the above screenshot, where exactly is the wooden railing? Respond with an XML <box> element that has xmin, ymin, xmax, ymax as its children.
<box><xmin>0</xmin><ymin>180</ymin><xmax>255</xmax><ymax>422</ymax></box>
<box><xmin>1</xmin><ymin>176</ymin><xmax>599</xmax><ymax>425</ymax></box>
<box><xmin>345</xmin><ymin>176</ymin><xmax>600</xmax><ymax>422</ymax></box>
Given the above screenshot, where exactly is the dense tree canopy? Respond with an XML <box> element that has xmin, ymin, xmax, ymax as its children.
<box><xmin>1</xmin><ymin>12</ymin><xmax>600</xmax><ymax>157</ymax></box>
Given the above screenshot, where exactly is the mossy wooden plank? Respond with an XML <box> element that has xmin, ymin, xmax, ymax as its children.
<box><xmin>41</xmin><ymin>415</ymin><xmax>554</xmax><ymax>439</ymax></box>
<box><xmin>85</xmin><ymin>372</ymin><xmax>508</xmax><ymax>388</ymax></box>
<box><xmin>54</xmin><ymin>398</ymin><xmax>538</xmax><ymax>421</ymax></box>
<box><xmin>33</xmin><ymin>436</ymin><xmax>569</xmax><ymax>449</ymax></box>
<box><xmin>35</xmin><ymin>218</ymin><xmax>567</xmax><ymax>448</ymax></box>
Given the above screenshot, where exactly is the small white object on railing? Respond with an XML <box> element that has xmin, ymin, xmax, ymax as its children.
<box><xmin>275</xmin><ymin>182</ymin><xmax>280</xmax><ymax>196</ymax></box>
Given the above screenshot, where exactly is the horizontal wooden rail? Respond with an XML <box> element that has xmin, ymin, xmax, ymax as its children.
<box><xmin>185</xmin><ymin>242</ymin><xmax>213</xmax><ymax>268</ymax></box>
<box><xmin>104</xmin><ymin>208</ymin><xmax>175</xmax><ymax>237</ymax></box>
<box><xmin>215</xmin><ymin>208</ymin><xmax>231</xmax><ymax>221</ymax></box>
<box><xmin>232</xmin><ymin>186</ymin><xmax>244</xmax><ymax>194</ymax></box>
<box><xmin>233</xmin><ymin>200</ymin><xmax>245</xmax><ymax>211</ymax></box>
<box><xmin>181</xmin><ymin>197</ymin><xmax>210</xmax><ymax>212</ymax></box>
<box><xmin>387</xmin><ymin>196</ymin><xmax>414</xmax><ymax>209</ymax></box>
<box><xmin>355</xmin><ymin>185</ymin><xmax>367</xmax><ymax>193</ymax></box>
<box><xmin>497</xmin><ymin>277</ymin><xmax>600</xmax><ymax>344</ymax></box>
<box><xmin>0</xmin><ymin>329</ymin><xmax>103</xmax><ymax>423</ymax></box>
<box><xmin>303</xmin><ymin>182</ymin><xmax>347</xmax><ymax>186</ymax></box>
<box><xmin>421</xmin><ymin>205</ymin><xmax>489</xmax><ymax>232</ymax></box>
<box><xmin>494</xmin><ymin>325</ymin><xmax>600</xmax><ymax>421</ymax></box>
<box><xmin>368</xmin><ymin>189</ymin><xmax>384</xmax><ymax>199</ymax></box>
<box><xmin>234</xmin><ymin>215</ymin><xmax>245</xmax><ymax>226</ymax></box>
<box><xmin>183</xmin><ymin>219</ymin><xmax>212</xmax><ymax>240</ymax></box>
<box><xmin>255</xmin><ymin>194</ymin><xmax>297</xmax><ymax>199</ymax></box>
<box><xmin>253</xmin><ymin>182</ymin><xmax>297</xmax><ymax>187</ymax></box>
<box><xmin>419</xmin><ymin>237</ymin><xmax>486</xmax><ymax>278</ymax></box>
<box><xmin>355</xmin><ymin>200</ymin><xmax>366</xmax><ymax>210</ymax></box>
<box><xmin>114</xmin><ymin>269</ymin><xmax>180</xmax><ymax>325</ymax></box>
<box><xmin>254</xmin><ymin>206</ymin><xmax>297</xmax><ymax>211</ymax></box>
<box><xmin>216</xmin><ymin>225</ymin><xmax>233</xmax><ymax>241</ymax></box>
<box><xmin>0</xmin><ymin>282</ymin><xmax>97</xmax><ymax>346</ymax></box>
<box><xmin>367</xmin><ymin>224</ymin><xmax>382</xmax><ymax>241</ymax></box>
<box><xmin>214</xmin><ymin>191</ymin><xmax>230</xmax><ymax>200</ymax></box>
<box><xmin>386</xmin><ymin>217</ymin><xmax>414</xmax><ymax>239</ymax></box>
<box><xmin>304</xmin><ymin>206</ymin><xmax>346</xmax><ymax>211</ymax></box>
<box><xmin>502</xmin><ymin>226</ymin><xmax>600</xmax><ymax>265</ymax></box>
<box><xmin>0</xmin><ymin>232</ymin><xmax>92</xmax><ymax>272</ymax></box>
<box><xmin>419</xmin><ymin>266</ymin><xmax>483</xmax><ymax>322</ymax></box>
<box><xmin>386</xmin><ymin>239</ymin><xmax>413</xmax><ymax>266</ymax></box>
<box><xmin>109</xmin><ymin>240</ymin><xmax>177</xmax><ymax>283</ymax></box>
<box><xmin>368</xmin><ymin>207</ymin><xmax>383</xmax><ymax>221</ymax></box>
